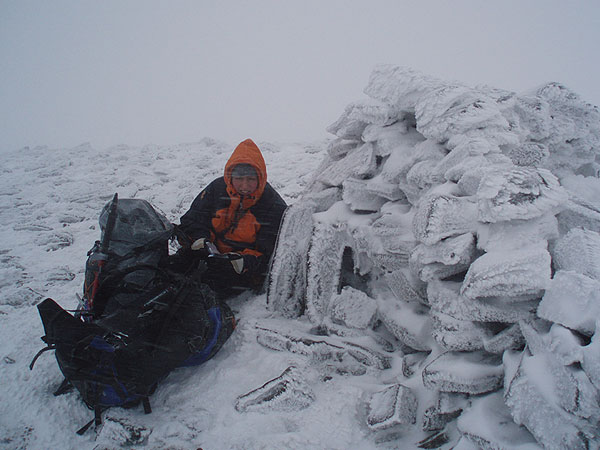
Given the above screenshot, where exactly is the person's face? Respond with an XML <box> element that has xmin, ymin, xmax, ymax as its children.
<box><xmin>232</xmin><ymin>175</ymin><xmax>259</xmax><ymax>196</ymax></box>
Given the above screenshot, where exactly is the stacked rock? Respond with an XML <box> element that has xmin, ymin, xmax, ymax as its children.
<box><xmin>267</xmin><ymin>65</ymin><xmax>600</xmax><ymax>448</ymax></box>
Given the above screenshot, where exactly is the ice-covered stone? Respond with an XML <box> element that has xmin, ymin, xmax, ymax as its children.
<box><xmin>256</xmin><ymin>326</ymin><xmax>345</xmax><ymax>360</ymax></box>
<box><xmin>520</xmin><ymin>321</ymin><xmax>585</xmax><ymax>366</ymax></box>
<box><xmin>552</xmin><ymin>228</ymin><xmax>600</xmax><ymax>281</ymax></box>
<box><xmin>477</xmin><ymin>167</ymin><xmax>567</xmax><ymax>223</ymax></box>
<box><xmin>461</xmin><ymin>245</ymin><xmax>551</xmax><ymax>300</ymax></box>
<box><xmin>582</xmin><ymin>322</ymin><xmax>600</xmax><ymax>390</ymax></box>
<box><xmin>428</xmin><ymin>280</ymin><xmax>537</xmax><ymax>324</ymax></box>
<box><xmin>267</xmin><ymin>201</ymin><xmax>315</xmax><ymax>318</ymax></box>
<box><xmin>305</xmin><ymin>221</ymin><xmax>348</xmax><ymax>323</ymax></box>
<box><xmin>538</xmin><ymin>270</ymin><xmax>600</xmax><ymax>336</ymax></box>
<box><xmin>366</xmin><ymin>384</ymin><xmax>417</xmax><ymax>430</ymax></box>
<box><xmin>422</xmin><ymin>351</ymin><xmax>504</xmax><ymax>394</ymax></box>
<box><xmin>416</xmin><ymin>84</ymin><xmax>512</xmax><ymax>145</ymax></box>
<box><xmin>328</xmin><ymin>286</ymin><xmax>377</xmax><ymax>330</ymax></box>
<box><xmin>421</xmin><ymin>391</ymin><xmax>466</xmax><ymax>432</ymax></box>
<box><xmin>342</xmin><ymin>178</ymin><xmax>387</xmax><ymax>212</ymax></box>
<box><xmin>413</xmin><ymin>194</ymin><xmax>479</xmax><ymax>245</ymax></box>
<box><xmin>384</xmin><ymin>269</ymin><xmax>427</xmax><ymax>306</ymax></box>
<box><xmin>363</xmin><ymin>65</ymin><xmax>444</xmax><ymax>112</ymax></box>
<box><xmin>235</xmin><ymin>366</ymin><xmax>315</xmax><ymax>413</ymax></box>
<box><xmin>410</xmin><ymin>233</ymin><xmax>477</xmax><ymax>282</ymax></box>
<box><xmin>476</xmin><ymin>214</ymin><xmax>558</xmax><ymax>252</ymax></box>
<box><xmin>457</xmin><ymin>392</ymin><xmax>541</xmax><ymax>450</ymax></box>
<box><xmin>327</xmin><ymin>138</ymin><xmax>359</xmax><ymax>160</ymax></box>
<box><xmin>535</xmin><ymin>82</ymin><xmax>600</xmax><ymax>177</ymax></box>
<box><xmin>377</xmin><ymin>295</ymin><xmax>432</xmax><ymax>351</ymax></box>
<box><xmin>401</xmin><ymin>352</ymin><xmax>427</xmax><ymax>378</ymax></box>
<box><xmin>326</xmin><ymin>102</ymin><xmax>369</xmax><ymax>140</ymax></box>
<box><xmin>482</xmin><ymin>323</ymin><xmax>525</xmax><ymax>354</ymax></box>
<box><xmin>255</xmin><ymin>326</ymin><xmax>391</xmax><ymax>371</ymax></box>
<box><xmin>364</xmin><ymin>174</ymin><xmax>405</xmax><ymax>201</ymax></box>
<box><xmin>316</xmin><ymin>142</ymin><xmax>377</xmax><ymax>187</ymax></box>
<box><xmin>430</xmin><ymin>309</ymin><xmax>491</xmax><ymax>351</ymax></box>
<box><xmin>380</xmin><ymin>139</ymin><xmax>445</xmax><ymax>186</ymax></box>
<box><xmin>503</xmin><ymin>351</ymin><xmax>600</xmax><ymax>449</ymax></box>
<box><xmin>504</xmin><ymin>142</ymin><xmax>549</xmax><ymax>167</ymax></box>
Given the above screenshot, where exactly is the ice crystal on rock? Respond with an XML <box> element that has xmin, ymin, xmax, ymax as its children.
<box><xmin>235</xmin><ymin>366</ymin><xmax>316</xmax><ymax>413</ymax></box>
<box><xmin>328</xmin><ymin>286</ymin><xmax>377</xmax><ymax>330</ymax></box>
<box><xmin>552</xmin><ymin>228</ymin><xmax>600</xmax><ymax>280</ymax></box>
<box><xmin>422</xmin><ymin>351</ymin><xmax>504</xmax><ymax>395</ymax></box>
<box><xmin>413</xmin><ymin>194</ymin><xmax>479</xmax><ymax>245</ymax></box>
<box><xmin>477</xmin><ymin>167</ymin><xmax>567</xmax><ymax>223</ymax></box>
<box><xmin>503</xmin><ymin>350</ymin><xmax>600</xmax><ymax>449</ymax></box>
<box><xmin>538</xmin><ymin>270</ymin><xmax>600</xmax><ymax>336</ymax></box>
<box><xmin>366</xmin><ymin>384</ymin><xmax>417</xmax><ymax>431</ymax></box>
<box><xmin>461</xmin><ymin>245</ymin><xmax>551</xmax><ymax>300</ymax></box>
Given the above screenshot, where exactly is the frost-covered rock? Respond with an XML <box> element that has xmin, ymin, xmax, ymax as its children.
<box><xmin>366</xmin><ymin>384</ymin><xmax>418</xmax><ymax>431</ymax></box>
<box><xmin>422</xmin><ymin>351</ymin><xmax>504</xmax><ymax>395</ymax></box>
<box><xmin>476</xmin><ymin>214</ymin><xmax>558</xmax><ymax>252</ymax></box>
<box><xmin>582</xmin><ymin>322</ymin><xmax>600</xmax><ymax>390</ymax></box>
<box><xmin>461</xmin><ymin>245</ymin><xmax>551</xmax><ymax>300</ymax></box>
<box><xmin>409</xmin><ymin>233</ymin><xmax>477</xmax><ymax>282</ymax></box>
<box><xmin>538</xmin><ymin>270</ymin><xmax>600</xmax><ymax>336</ymax></box>
<box><xmin>430</xmin><ymin>309</ymin><xmax>491</xmax><ymax>351</ymax></box>
<box><xmin>477</xmin><ymin>167</ymin><xmax>567</xmax><ymax>223</ymax></box>
<box><xmin>552</xmin><ymin>228</ymin><xmax>600</xmax><ymax>280</ymax></box>
<box><xmin>457</xmin><ymin>392</ymin><xmax>541</xmax><ymax>450</ymax></box>
<box><xmin>413</xmin><ymin>194</ymin><xmax>479</xmax><ymax>245</ymax></box>
<box><xmin>342</xmin><ymin>178</ymin><xmax>387</xmax><ymax>212</ymax></box>
<box><xmin>328</xmin><ymin>286</ymin><xmax>377</xmax><ymax>330</ymax></box>
<box><xmin>428</xmin><ymin>280</ymin><xmax>536</xmax><ymax>324</ymax></box>
<box><xmin>235</xmin><ymin>366</ymin><xmax>316</xmax><ymax>413</ymax></box>
<box><xmin>315</xmin><ymin>142</ymin><xmax>377</xmax><ymax>187</ymax></box>
<box><xmin>377</xmin><ymin>295</ymin><xmax>432</xmax><ymax>351</ymax></box>
<box><xmin>503</xmin><ymin>351</ymin><xmax>600</xmax><ymax>449</ymax></box>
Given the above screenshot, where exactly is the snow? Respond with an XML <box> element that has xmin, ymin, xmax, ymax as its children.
<box><xmin>2</xmin><ymin>64</ymin><xmax>600</xmax><ymax>448</ymax></box>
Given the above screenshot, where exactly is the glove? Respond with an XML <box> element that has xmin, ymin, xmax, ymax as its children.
<box><xmin>191</xmin><ymin>238</ymin><xmax>207</xmax><ymax>250</ymax></box>
<box><xmin>207</xmin><ymin>252</ymin><xmax>244</xmax><ymax>275</ymax></box>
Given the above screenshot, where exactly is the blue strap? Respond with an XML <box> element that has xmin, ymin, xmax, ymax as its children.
<box><xmin>180</xmin><ymin>307</ymin><xmax>222</xmax><ymax>367</ymax></box>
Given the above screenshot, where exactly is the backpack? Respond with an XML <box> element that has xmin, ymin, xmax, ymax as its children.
<box><xmin>31</xmin><ymin>195</ymin><xmax>236</xmax><ymax>434</ymax></box>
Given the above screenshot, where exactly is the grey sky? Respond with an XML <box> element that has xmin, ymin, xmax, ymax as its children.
<box><xmin>1</xmin><ymin>0</ymin><xmax>599</xmax><ymax>152</ymax></box>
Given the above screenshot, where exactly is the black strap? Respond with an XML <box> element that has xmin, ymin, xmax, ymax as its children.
<box><xmin>142</xmin><ymin>396</ymin><xmax>152</xmax><ymax>414</ymax></box>
<box><xmin>76</xmin><ymin>417</ymin><xmax>96</xmax><ymax>435</ymax></box>
<box><xmin>53</xmin><ymin>378</ymin><xmax>73</xmax><ymax>396</ymax></box>
<box><xmin>29</xmin><ymin>344</ymin><xmax>56</xmax><ymax>370</ymax></box>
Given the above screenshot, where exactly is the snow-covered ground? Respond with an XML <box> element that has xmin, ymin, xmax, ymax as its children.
<box><xmin>1</xmin><ymin>65</ymin><xmax>600</xmax><ymax>449</ymax></box>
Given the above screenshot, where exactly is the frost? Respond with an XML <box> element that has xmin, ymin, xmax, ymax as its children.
<box><xmin>328</xmin><ymin>286</ymin><xmax>377</xmax><ymax>330</ymax></box>
<box><xmin>366</xmin><ymin>384</ymin><xmax>417</xmax><ymax>431</ymax></box>
<box><xmin>377</xmin><ymin>295</ymin><xmax>432</xmax><ymax>351</ymax></box>
<box><xmin>477</xmin><ymin>167</ymin><xmax>567</xmax><ymax>223</ymax></box>
<box><xmin>235</xmin><ymin>366</ymin><xmax>316</xmax><ymax>413</ymax></box>
<box><xmin>538</xmin><ymin>270</ymin><xmax>600</xmax><ymax>336</ymax></box>
<box><xmin>552</xmin><ymin>228</ymin><xmax>600</xmax><ymax>280</ymax></box>
<box><xmin>422</xmin><ymin>351</ymin><xmax>504</xmax><ymax>395</ymax></box>
<box><xmin>409</xmin><ymin>233</ymin><xmax>477</xmax><ymax>282</ymax></box>
<box><xmin>461</xmin><ymin>245</ymin><xmax>551</xmax><ymax>300</ymax></box>
<box><xmin>413</xmin><ymin>194</ymin><xmax>479</xmax><ymax>245</ymax></box>
<box><xmin>503</xmin><ymin>351</ymin><xmax>600</xmax><ymax>449</ymax></box>
<box><xmin>457</xmin><ymin>392</ymin><xmax>541</xmax><ymax>450</ymax></box>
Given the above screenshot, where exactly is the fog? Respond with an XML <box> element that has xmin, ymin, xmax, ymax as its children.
<box><xmin>1</xmin><ymin>0</ymin><xmax>599</xmax><ymax>152</ymax></box>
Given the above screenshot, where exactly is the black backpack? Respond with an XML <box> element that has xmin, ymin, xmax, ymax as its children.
<box><xmin>31</xmin><ymin>195</ymin><xmax>235</xmax><ymax>434</ymax></box>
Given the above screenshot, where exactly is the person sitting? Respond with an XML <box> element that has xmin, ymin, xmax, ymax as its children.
<box><xmin>175</xmin><ymin>138</ymin><xmax>287</xmax><ymax>298</ymax></box>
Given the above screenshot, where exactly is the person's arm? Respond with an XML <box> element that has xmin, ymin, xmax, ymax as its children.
<box><xmin>178</xmin><ymin>179</ymin><xmax>220</xmax><ymax>244</ymax></box>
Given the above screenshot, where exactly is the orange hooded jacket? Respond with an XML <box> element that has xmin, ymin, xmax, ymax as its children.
<box><xmin>179</xmin><ymin>139</ymin><xmax>287</xmax><ymax>276</ymax></box>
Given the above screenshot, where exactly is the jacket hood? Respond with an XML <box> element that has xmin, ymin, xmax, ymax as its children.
<box><xmin>224</xmin><ymin>139</ymin><xmax>267</xmax><ymax>206</ymax></box>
